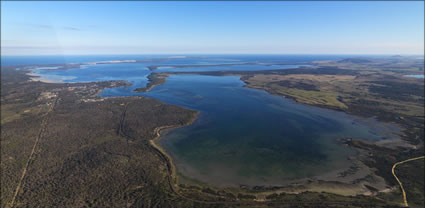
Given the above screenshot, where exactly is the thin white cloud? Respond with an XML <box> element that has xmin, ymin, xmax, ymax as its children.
<box><xmin>27</xmin><ymin>23</ymin><xmax>82</xmax><ymax>31</ymax></box>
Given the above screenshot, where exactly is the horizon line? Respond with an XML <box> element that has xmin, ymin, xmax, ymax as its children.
<box><xmin>2</xmin><ymin>53</ymin><xmax>424</xmax><ymax>57</ymax></box>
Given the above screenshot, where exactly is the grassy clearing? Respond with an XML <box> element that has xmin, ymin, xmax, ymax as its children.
<box><xmin>268</xmin><ymin>84</ymin><xmax>347</xmax><ymax>109</ymax></box>
<box><xmin>1</xmin><ymin>104</ymin><xmax>22</xmax><ymax>125</ymax></box>
<box><xmin>244</xmin><ymin>72</ymin><xmax>424</xmax><ymax>120</ymax></box>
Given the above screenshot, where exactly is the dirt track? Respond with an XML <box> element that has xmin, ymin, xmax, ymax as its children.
<box><xmin>7</xmin><ymin>97</ymin><xmax>58</xmax><ymax>208</ymax></box>
<box><xmin>392</xmin><ymin>155</ymin><xmax>425</xmax><ymax>207</ymax></box>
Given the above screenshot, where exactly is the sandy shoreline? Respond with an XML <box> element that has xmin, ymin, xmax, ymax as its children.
<box><xmin>149</xmin><ymin>111</ymin><xmax>200</xmax><ymax>185</ymax></box>
<box><xmin>26</xmin><ymin>67</ymin><xmax>66</xmax><ymax>84</ymax></box>
<box><xmin>28</xmin><ymin>76</ymin><xmax>63</xmax><ymax>84</ymax></box>
<box><xmin>23</xmin><ymin>60</ymin><xmax>140</xmax><ymax>84</ymax></box>
<box><xmin>148</xmin><ymin>110</ymin><xmax>394</xmax><ymax>197</ymax></box>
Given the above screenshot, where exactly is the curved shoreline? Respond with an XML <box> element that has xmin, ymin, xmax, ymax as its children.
<box><xmin>3</xmin><ymin>65</ymin><xmax>403</xmax><ymax>207</ymax></box>
<box><xmin>135</xmin><ymin>72</ymin><xmax>404</xmax><ymax>197</ymax></box>
<box><xmin>147</xmin><ymin>110</ymin><xmax>393</xmax><ymax>199</ymax></box>
<box><xmin>146</xmin><ymin>113</ymin><xmax>376</xmax><ymax>200</ymax></box>
<box><xmin>18</xmin><ymin>62</ymin><xmax>423</xmax><ymax>202</ymax></box>
<box><xmin>149</xmin><ymin>111</ymin><xmax>200</xmax><ymax>189</ymax></box>
<box><xmin>133</xmin><ymin>73</ymin><xmax>169</xmax><ymax>92</ymax></box>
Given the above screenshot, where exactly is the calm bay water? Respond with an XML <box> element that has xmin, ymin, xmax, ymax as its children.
<box><xmin>3</xmin><ymin>55</ymin><xmax>399</xmax><ymax>187</ymax></box>
<box><xmin>138</xmin><ymin>75</ymin><xmax>397</xmax><ymax>186</ymax></box>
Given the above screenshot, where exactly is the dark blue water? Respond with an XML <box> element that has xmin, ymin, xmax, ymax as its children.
<box><xmin>2</xmin><ymin>55</ymin><xmax>157</xmax><ymax>66</ymax></box>
<box><xmin>1</xmin><ymin>54</ymin><xmax>383</xmax><ymax>66</ymax></box>
<box><xmin>4</xmin><ymin>55</ymin><xmax>400</xmax><ymax>187</ymax></box>
<box><xmin>154</xmin><ymin>64</ymin><xmax>312</xmax><ymax>72</ymax></box>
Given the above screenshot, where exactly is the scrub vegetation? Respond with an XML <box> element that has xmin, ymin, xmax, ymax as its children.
<box><xmin>1</xmin><ymin>56</ymin><xmax>423</xmax><ymax>208</ymax></box>
<box><xmin>134</xmin><ymin>73</ymin><xmax>169</xmax><ymax>92</ymax></box>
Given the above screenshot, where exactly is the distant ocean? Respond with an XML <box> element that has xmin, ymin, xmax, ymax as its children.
<box><xmin>0</xmin><ymin>54</ymin><xmax>388</xmax><ymax>66</ymax></box>
<box><xmin>1</xmin><ymin>55</ymin><xmax>161</xmax><ymax>66</ymax></box>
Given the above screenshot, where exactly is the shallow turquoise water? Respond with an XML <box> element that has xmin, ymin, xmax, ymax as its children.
<box><xmin>30</xmin><ymin>56</ymin><xmax>400</xmax><ymax>186</ymax></box>
<box><xmin>403</xmin><ymin>74</ymin><xmax>424</xmax><ymax>79</ymax></box>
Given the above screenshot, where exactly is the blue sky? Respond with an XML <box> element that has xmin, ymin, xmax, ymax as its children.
<box><xmin>1</xmin><ymin>1</ymin><xmax>424</xmax><ymax>55</ymax></box>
